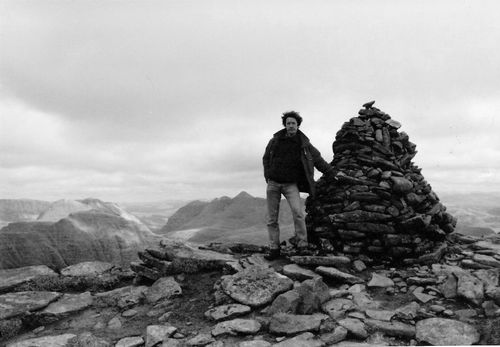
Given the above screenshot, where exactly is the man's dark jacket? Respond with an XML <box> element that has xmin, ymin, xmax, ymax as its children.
<box><xmin>263</xmin><ymin>129</ymin><xmax>332</xmax><ymax>197</ymax></box>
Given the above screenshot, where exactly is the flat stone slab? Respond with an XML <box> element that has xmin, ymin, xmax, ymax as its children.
<box><xmin>282</xmin><ymin>264</ymin><xmax>321</xmax><ymax>281</ymax></box>
<box><xmin>290</xmin><ymin>255</ymin><xmax>351</xmax><ymax>267</ymax></box>
<box><xmin>40</xmin><ymin>291</ymin><xmax>93</xmax><ymax>316</ymax></box>
<box><xmin>211</xmin><ymin>318</ymin><xmax>261</xmax><ymax>336</ymax></box>
<box><xmin>365</xmin><ymin>319</ymin><xmax>415</xmax><ymax>338</ymax></box>
<box><xmin>60</xmin><ymin>261</ymin><xmax>114</xmax><ymax>276</ymax></box>
<box><xmin>322</xmin><ymin>298</ymin><xmax>356</xmax><ymax>320</ymax></box>
<box><xmin>365</xmin><ymin>309</ymin><xmax>395</xmax><ymax>321</ymax></box>
<box><xmin>6</xmin><ymin>333</ymin><xmax>77</xmax><ymax>347</ymax></box>
<box><xmin>95</xmin><ymin>285</ymin><xmax>148</xmax><ymax>309</ymax></box>
<box><xmin>0</xmin><ymin>291</ymin><xmax>62</xmax><ymax>320</ymax></box>
<box><xmin>204</xmin><ymin>303</ymin><xmax>251</xmax><ymax>321</ymax></box>
<box><xmin>274</xmin><ymin>332</ymin><xmax>324</xmax><ymax>347</ymax></box>
<box><xmin>416</xmin><ymin>318</ymin><xmax>480</xmax><ymax>345</ymax></box>
<box><xmin>221</xmin><ymin>267</ymin><xmax>293</xmax><ymax>307</ymax></box>
<box><xmin>158</xmin><ymin>239</ymin><xmax>236</xmax><ymax>273</ymax></box>
<box><xmin>115</xmin><ymin>336</ymin><xmax>144</xmax><ymax>347</ymax></box>
<box><xmin>0</xmin><ymin>265</ymin><xmax>57</xmax><ymax>292</ymax></box>
<box><xmin>315</xmin><ymin>266</ymin><xmax>364</xmax><ymax>285</ymax></box>
<box><xmin>269</xmin><ymin>313</ymin><xmax>329</xmax><ymax>335</ymax></box>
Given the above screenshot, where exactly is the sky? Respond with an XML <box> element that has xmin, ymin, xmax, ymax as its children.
<box><xmin>1</xmin><ymin>0</ymin><xmax>499</xmax><ymax>203</ymax></box>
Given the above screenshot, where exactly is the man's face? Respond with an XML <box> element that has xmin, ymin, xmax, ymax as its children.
<box><xmin>285</xmin><ymin>117</ymin><xmax>298</xmax><ymax>136</ymax></box>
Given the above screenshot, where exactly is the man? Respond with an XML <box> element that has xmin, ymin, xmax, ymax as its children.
<box><xmin>263</xmin><ymin>111</ymin><xmax>334</xmax><ymax>260</ymax></box>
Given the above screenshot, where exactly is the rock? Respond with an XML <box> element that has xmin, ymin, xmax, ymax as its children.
<box><xmin>122</xmin><ymin>309</ymin><xmax>138</xmax><ymax>317</ymax></box>
<box><xmin>6</xmin><ymin>333</ymin><xmax>77</xmax><ymax>347</ymax></box>
<box><xmin>473</xmin><ymin>254</ymin><xmax>500</xmax><ymax>268</ymax></box>
<box><xmin>186</xmin><ymin>333</ymin><xmax>215</xmax><ymax>346</ymax></box>
<box><xmin>439</xmin><ymin>274</ymin><xmax>458</xmax><ymax>298</ymax></box>
<box><xmin>60</xmin><ymin>261</ymin><xmax>114</xmax><ymax>277</ymax></box>
<box><xmin>295</xmin><ymin>278</ymin><xmax>330</xmax><ymax>314</ymax></box>
<box><xmin>455</xmin><ymin>308</ymin><xmax>477</xmax><ymax>321</ymax></box>
<box><xmin>145</xmin><ymin>325</ymin><xmax>178</xmax><ymax>347</ymax></box>
<box><xmin>351</xmin><ymin>292</ymin><xmax>381</xmax><ymax>310</ymax></box>
<box><xmin>352</xmin><ymin>260</ymin><xmax>366</xmax><ymax>272</ymax></box>
<box><xmin>238</xmin><ymin>340</ymin><xmax>272</xmax><ymax>347</ymax></box>
<box><xmin>320</xmin><ymin>325</ymin><xmax>348</xmax><ymax>345</ymax></box>
<box><xmin>107</xmin><ymin>316</ymin><xmax>122</xmax><ymax>329</ymax></box>
<box><xmin>394</xmin><ymin>301</ymin><xmax>420</xmax><ymax>320</ymax></box>
<box><xmin>267</xmin><ymin>290</ymin><xmax>301</xmax><ymax>315</ymax></box>
<box><xmin>315</xmin><ymin>266</ymin><xmax>364</xmax><ymax>285</ymax></box>
<box><xmin>0</xmin><ymin>265</ymin><xmax>57</xmax><ymax>292</ymax></box>
<box><xmin>416</xmin><ymin>318</ymin><xmax>480</xmax><ymax>345</ymax></box>
<box><xmin>273</xmin><ymin>332</ymin><xmax>324</xmax><ymax>347</ymax></box>
<box><xmin>390</xmin><ymin>177</ymin><xmax>413</xmax><ymax>193</ymax></box>
<box><xmin>367</xmin><ymin>273</ymin><xmax>394</xmax><ymax>287</ymax></box>
<box><xmin>364</xmin><ymin>319</ymin><xmax>415</xmax><ymax>338</ymax></box>
<box><xmin>145</xmin><ymin>277</ymin><xmax>182</xmax><ymax>304</ymax></box>
<box><xmin>221</xmin><ymin>267</ymin><xmax>293</xmax><ymax>307</ymax></box>
<box><xmin>282</xmin><ymin>264</ymin><xmax>320</xmax><ymax>281</ymax></box>
<box><xmin>456</xmin><ymin>272</ymin><xmax>484</xmax><ymax>305</ymax></box>
<box><xmin>412</xmin><ymin>291</ymin><xmax>435</xmax><ymax>304</ymax></box>
<box><xmin>69</xmin><ymin>332</ymin><xmax>110</xmax><ymax>347</ymax></box>
<box><xmin>483</xmin><ymin>300</ymin><xmax>500</xmax><ymax>317</ymax></box>
<box><xmin>94</xmin><ymin>285</ymin><xmax>148</xmax><ymax>309</ymax></box>
<box><xmin>159</xmin><ymin>239</ymin><xmax>236</xmax><ymax>273</ymax></box>
<box><xmin>337</xmin><ymin>318</ymin><xmax>368</xmax><ymax>339</ymax></box>
<box><xmin>474</xmin><ymin>268</ymin><xmax>499</xmax><ymax>295</ymax></box>
<box><xmin>37</xmin><ymin>291</ymin><xmax>93</xmax><ymax>324</ymax></box>
<box><xmin>211</xmin><ymin>318</ymin><xmax>261</xmax><ymax>336</ymax></box>
<box><xmin>364</xmin><ymin>309</ymin><xmax>395</xmax><ymax>321</ymax></box>
<box><xmin>115</xmin><ymin>336</ymin><xmax>144</xmax><ymax>347</ymax></box>
<box><xmin>0</xmin><ymin>291</ymin><xmax>62</xmax><ymax>320</ymax></box>
<box><xmin>269</xmin><ymin>313</ymin><xmax>329</xmax><ymax>335</ymax></box>
<box><xmin>204</xmin><ymin>303</ymin><xmax>252</xmax><ymax>321</ymax></box>
<box><xmin>290</xmin><ymin>255</ymin><xmax>351</xmax><ymax>267</ymax></box>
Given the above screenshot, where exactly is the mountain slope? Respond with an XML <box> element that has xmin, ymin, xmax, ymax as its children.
<box><xmin>0</xmin><ymin>199</ymin><xmax>51</xmax><ymax>227</ymax></box>
<box><xmin>0</xmin><ymin>199</ymin><xmax>159</xmax><ymax>270</ymax></box>
<box><xmin>159</xmin><ymin>191</ymin><xmax>300</xmax><ymax>245</ymax></box>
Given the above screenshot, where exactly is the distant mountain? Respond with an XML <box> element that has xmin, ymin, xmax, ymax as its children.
<box><xmin>440</xmin><ymin>192</ymin><xmax>500</xmax><ymax>235</ymax></box>
<box><xmin>120</xmin><ymin>199</ymin><xmax>189</xmax><ymax>231</ymax></box>
<box><xmin>0</xmin><ymin>199</ymin><xmax>51</xmax><ymax>228</ymax></box>
<box><xmin>0</xmin><ymin>199</ymin><xmax>158</xmax><ymax>270</ymax></box>
<box><xmin>159</xmin><ymin>191</ymin><xmax>300</xmax><ymax>245</ymax></box>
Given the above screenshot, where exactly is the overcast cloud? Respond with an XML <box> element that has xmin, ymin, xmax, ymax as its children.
<box><xmin>1</xmin><ymin>0</ymin><xmax>499</xmax><ymax>202</ymax></box>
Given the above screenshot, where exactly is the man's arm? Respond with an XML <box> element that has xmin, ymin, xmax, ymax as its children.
<box><xmin>262</xmin><ymin>139</ymin><xmax>273</xmax><ymax>182</ymax></box>
<box><xmin>309</xmin><ymin>144</ymin><xmax>335</xmax><ymax>175</ymax></box>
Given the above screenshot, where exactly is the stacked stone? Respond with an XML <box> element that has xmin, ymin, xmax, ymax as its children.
<box><xmin>306</xmin><ymin>101</ymin><xmax>457</xmax><ymax>264</ymax></box>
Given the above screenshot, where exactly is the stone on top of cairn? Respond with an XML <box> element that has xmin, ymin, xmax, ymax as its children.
<box><xmin>305</xmin><ymin>101</ymin><xmax>457</xmax><ymax>265</ymax></box>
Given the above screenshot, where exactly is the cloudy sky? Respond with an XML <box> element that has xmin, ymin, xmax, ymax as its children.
<box><xmin>1</xmin><ymin>0</ymin><xmax>499</xmax><ymax>203</ymax></box>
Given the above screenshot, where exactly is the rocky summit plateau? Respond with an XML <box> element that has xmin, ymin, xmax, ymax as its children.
<box><xmin>1</xmin><ymin>232</ymin><xmax>500</xmax><ymax>346</ymax></box>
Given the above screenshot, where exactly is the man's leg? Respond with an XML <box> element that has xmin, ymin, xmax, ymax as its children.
<box><xmin>266</xmin><ymin>180</ymin><xmax>282</xmax><ymax>250</ymax></box>
<box><xmin>283</xmin><ymin>183</ymin><xmax>308</xmax><ymax>249</ymax></box>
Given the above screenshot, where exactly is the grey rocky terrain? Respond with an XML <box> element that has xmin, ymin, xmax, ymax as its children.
<box><xmin>2</xmin><ymin>233</ymin><xmax>500</xmax><ymax>346</ymax></box>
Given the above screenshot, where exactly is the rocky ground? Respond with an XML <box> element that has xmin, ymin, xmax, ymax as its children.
<box><xmin>2</xmin><ymin>232</ymin><xmax>500</xmax><ymax>347</ymax></box>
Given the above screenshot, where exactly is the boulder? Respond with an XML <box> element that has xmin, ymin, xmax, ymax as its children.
<box><xmin>416</xmin><ymin>318</ymin><xmax>480</xmax><ymax>345</ymax></box>
<box><xmin>456</xmin><ymin>272</ymin><xmax>484</xmax><ymax>305</ymax></box>
<box><xmin>94</xmin><ymin>285</ymin><xmax>148</xmax><ymax>309</ymax></box>
<box><xmin>282</xmin><ymin>264</ymin><xmax>320</xmax><ymax>281</ymax></box>
<box><xmin>273</xmin><ymin>332</ymin><xmax>324</xmax><ymax>347</ymax></box>
<box><xmin>364</xmin><ymin>319</ymin><xmax>415</xmax><ymax>338</ymax></box>
<box><xmin>145</xmin><ymin>325</ymin><xmax>178</xmax><ymax>347</ymax></box>
<box><xmin>367</xmin><ymin>273</ymin><xmax>394</xmax><ymax>287</ymax></box>
<box><xmin>0</xmin><ymin>291</ymin><xmax>62</xmax><ymax>320</ymax></box>
<box><xmin>115</xmin><ymin>336</ymin><xmax>144</xmax><ymax>347</ymax></box>
<box><xmin>337</xmin><ymin>318</ymin><xmax>368</xmax><ymax>339</ymax></box>
<box><xmin>60</xmin><ymin>261</ymin><xmax>114</xmax><ymax>277</ymax></box>
<box><xmin>221</xmin><ymin>267</ymin><xmax>293</xmax><ymax>307</ymax></box>
<box><xmin>0</xmin><ymin>265</ymin><xmax>57</xmax><ymax>292</ymax></box>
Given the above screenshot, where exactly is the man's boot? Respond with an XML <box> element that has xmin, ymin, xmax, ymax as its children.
<box><xmin>264</xmin><ymin>248</ymin><xmax>281</xmax><ymax>261</ymax></box>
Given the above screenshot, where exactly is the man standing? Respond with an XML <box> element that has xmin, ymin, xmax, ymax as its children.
<box><xmin>263</xmin><ymin>111</ymin><xmax>334</xmax><ymax>260</ymax></box>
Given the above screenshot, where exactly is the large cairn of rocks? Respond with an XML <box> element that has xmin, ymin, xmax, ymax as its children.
<box><xmin>306</xmin><ymin>101</ymin><xmax>457</xmax><ymax>264</ymax></box>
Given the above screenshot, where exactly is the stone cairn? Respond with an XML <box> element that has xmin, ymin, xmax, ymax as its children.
<box><xmin>305</xmin><ymin>101</ymin><xmax>457</xmax><ymax>264</ymax></box>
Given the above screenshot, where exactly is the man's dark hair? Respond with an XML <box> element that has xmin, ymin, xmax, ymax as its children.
<box><xmin>281</xmin><ymin>111</ymin><xmax>303</xmax><ymax>127</ymax></box>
